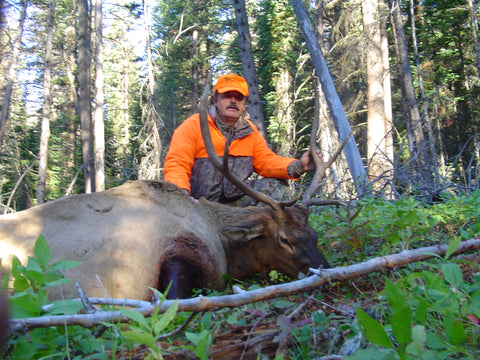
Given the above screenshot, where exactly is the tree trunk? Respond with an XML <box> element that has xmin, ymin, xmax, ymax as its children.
<box><xmin>362</xmin><ymin>0</ymin><xmax>394</xmax><ymax>190</ymax></box>
<box><xmin>61</xmin><ymin>25</ymin><xmax>80</xmax><ymax>188</ymax></box>
<box><xmin>313</xmin><ymin>0</ymin><xmax>345</xmax><ymax>197</ymax></box>
<box><xmin>275</xmin><ymin>68</ymin><xmax>294</xmax><ymax>156</ymax></box>
<box><xmin>410</xmin><ymin>0</ymin><xmax>439</xmax><ymax>188</ymax></box>
<box><xmin>290</xmin><ymin>0</ymin><xmax>368</xmax><ymax>196</ymax></box>
<box><xmin>232</xmin><ymin>0</ymin><xmax>266</xmax><ymax>135</ymax></box>
<box><xmin>93</xmin><ymin>0</ymin><xmax>105</xmax><ymax>191</ymax></box>
<box><xmin>379</xmin><ymin>0</ymin><xmax>394</xmax><ymax>168</ymax></box>
<box><xmin>390</xmin><ymin>0</ymin><xmax>433</xmax><ymax>192</ymax></box>
<box><xmin>0</xmin><ymin>0</ymin><xmax>5</xmax><ymax>49</ymax></box>
<box><xmin>191</xmin><ymin>28</ymin><xmax>200</xmax><ymax>114</ymax></box>
<box><xmin>0</xmin><ymin>0</ymin><xmax>28</xmax><ymax>155</ymax></box>
<box><xmin>315</xmin><ymin>83</ymin><xmax>342</xmax><ymax>195</ymax></box>
<box><xmin>138</xmin><ymin>0</ymin><xmax>163</xmax><ymax>180</ymax></box>
<box><xmin>37</xmin><ymin>0</ymin><xmax>56</xmax><ymax>204</ymax></box>
<box><xmin>78</xmin><ymin>0</ymin><xmax>95</xmax><ymax>193</ymax></box>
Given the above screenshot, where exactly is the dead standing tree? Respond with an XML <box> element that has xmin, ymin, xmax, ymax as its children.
<box><xmin>389</xmin><ymin>0</ymin><xmax>434</xmax><ymax>193</ymax></box>
<box><xmin>137</xmin><ymin>2</ymin><xmax>163</xmax><ymax>180</ymax></box>
<box><xmin>0</xmin><ymin>0</ymin><xmax>28</xmax><ymax>155</ymax></box>
<box><xmin>78</xmin><ymin>0</ymin><xmax>95</xmax><ymax>193</ymax></box>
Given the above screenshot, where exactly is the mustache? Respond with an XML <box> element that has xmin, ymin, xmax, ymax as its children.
<box><xmin>227</xmin><ymin>104</ymin><xmax>239</xmax><ymax>110</ymax></box>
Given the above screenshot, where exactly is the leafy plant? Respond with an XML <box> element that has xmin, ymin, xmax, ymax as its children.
<box><xmin>184</xmin><ymin>328</ymin><xmax>213</xmax><ymax>360</ymax></box>
<box><xmin>311</xmin><ymin>192</ymin><xmax>480</xmax><ymax>265</ymax></box>
<box><xmin>6</xmin><ymin>234</ymin><xmax>82</xmax><ymax>319</ymax></box>
<box><xmin>2</xmin><ymin>235</ymin><xmax>116</xmax><ymax>359</ymax></box>
<box><xmin>349</xmin><ymin>256</ymin><xmax>480</xmax><ymax>359</ymax></box>
<box><xmin>120</xmin><ymin>292</ymin><xmax>179</xmax><ymax>360</ymax></box>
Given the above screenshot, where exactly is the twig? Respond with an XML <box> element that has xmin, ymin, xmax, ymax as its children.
<box><xmin>64</xmin><ymin>165</ymin><xmax>84</xmax><ymax>196</ymax></box>
<box><xmin>75</xmin><ymin>282</ymin><xmax>96</xmax><ymax>314</ymax></box>
<box><xmin>240</xmin><ymin>312</ymin><xmax>269</xmax><ymax>360</ymax></box>
<box><xmin>157</xmin><ymin>311</ymin><xmax>203</xmax><ymax>340</ymax></box>
<box><xmin>301</xmin><ymin>199</ymin><xmax>348</xmax><ymax>207</ymax></box>
<box><xmin>287</xmin><ymin>291</ymin><xmax>317</xmax><ymax>319</ymax></box>
<box><xmin>95</xmin><ymin>275</ymin><xmax>109</xmax><ymax>298</ymax></box>
<box><xmin>4</xmin><ymin>162</ymin><xmax>34</xmax><ymax>214</ymax></box>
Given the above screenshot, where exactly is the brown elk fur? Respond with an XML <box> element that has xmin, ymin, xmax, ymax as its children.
<box><xmin>0</xmin><ymin>180</ymin><xmax>328</xmax><ymax>300</ymax></box>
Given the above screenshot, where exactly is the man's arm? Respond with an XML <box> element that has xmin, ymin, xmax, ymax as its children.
<box><xmin>164</xmin><ymin>117</ymin><xmax>199</xmax><ymax>193</ymax></box>
<box><xmin>250</xmin><ymin>130</ymin><xmax>298</xmax><ymax>179</ymax></box>
<box><xmin>249</xmin><ymin>125</ymin><xmax>321</xmax><ymax>179</ymax></box>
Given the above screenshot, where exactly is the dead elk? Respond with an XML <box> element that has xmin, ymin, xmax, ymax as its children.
<box><xmin>0</xmin><ymin>180</ymin><xmax>329</xmax><ymax>300</ymax></box>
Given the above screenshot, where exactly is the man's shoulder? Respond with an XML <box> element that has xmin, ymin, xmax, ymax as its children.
<box><xmin>178</xmin><ymin>113</ymin><xmax>216</xmax><ymax>128</ymax></box>
<box><xmin>180</xmin><ymin>113</ymin><xmax>201</xmax><ymax>126</ymax></box>
<box><xmin>174</xmin><ymin>114</ymin><xmax>204</xmax><ymax>135</ymax></box>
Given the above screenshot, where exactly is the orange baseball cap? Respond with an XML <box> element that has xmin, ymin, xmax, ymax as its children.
<box><xmin>214</xmin><ymin>74</ymin><xmax>249</xmax><ymax>97</ymax></box>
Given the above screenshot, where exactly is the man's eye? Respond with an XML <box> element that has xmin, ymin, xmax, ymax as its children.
<box><xmin>223</xmin><ymin>93</ymin><xmax>245</xmax><ymax>101</ymax></box>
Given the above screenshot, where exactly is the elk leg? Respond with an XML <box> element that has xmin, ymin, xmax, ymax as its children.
<box><xmin>159</xmin><ymin>258</ymin><xmax>195</xmax><ymax>299</ymax></box>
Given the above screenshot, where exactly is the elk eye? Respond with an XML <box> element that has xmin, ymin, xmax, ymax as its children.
<box><xmin>280</xmin><ymin>236</ymin><xmax>292</xmax><ymax>248</ymax></box>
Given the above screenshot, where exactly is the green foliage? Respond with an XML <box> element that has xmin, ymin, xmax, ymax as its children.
<box><xmin>7</xmin><ymin>234</ymin><xmax>82</xmax><ymax>319</ymax></box>
<box><xmin>153</xmin><ymin>0</ymin><xmax>228</xmax><ymax>131</ymax></box>
<box><xmin>310</xmin><ymin>191</ymin><xmax>480</xmax><ymax>264</ymax></box>
<box><xmin>255</xmin><ymin>0</ymin><xmax>313</xmax><ymax>154</ymax></box>
<box><xmin>184</xmin><ymin>329</ymin><xmax>213</xmax><ymax>360</ymax></box>
<box><xmin>308</xmin><ymin>193</ymin><xmax>480</xmax><ymax>359</ymax></box>
<box><xmin>120</xmin><ymin>294</ymin><xmax>179</xmax><ymax>360</ymax></box>
<box><xmin>1</xmin><ymin>235</ymin><xmax>210</xmax><ymax>360</ymax></box>
<box><xmin>349</xmin><ymin>257</ymin><xmax>480</xmax><ymax>359</ymax></box>
<box><xmin>415</xmin><ymin>0</ymin><xmax>480</xmax><ymax>170</ymax></box>
<box><xmin>2</xmin><ymin>236</ymin><xmax>106</xmax><ymax>359</ymax></box>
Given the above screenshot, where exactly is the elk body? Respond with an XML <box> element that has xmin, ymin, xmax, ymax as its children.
<box><xmin>0</xmin><ymin>180</ymin><xmax>329</xmax><ymax>300</ymax></box>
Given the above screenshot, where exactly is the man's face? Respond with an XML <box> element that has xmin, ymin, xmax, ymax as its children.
<box><xmin>213</xmin><ymin>91</ymin><xmax>248</xmax><ymax>127</ymax></box>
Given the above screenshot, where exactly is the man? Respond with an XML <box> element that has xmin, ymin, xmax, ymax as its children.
<box><xmin>164</xmin><ymin>73</ymin><xmax>318</xmax><ymax>204</ymax></box>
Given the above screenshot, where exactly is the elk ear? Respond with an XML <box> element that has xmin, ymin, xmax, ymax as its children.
<box><xmin>222</xmin><ymin>223</ymin><xmax>264</xmax><ymax>243</ymax></box>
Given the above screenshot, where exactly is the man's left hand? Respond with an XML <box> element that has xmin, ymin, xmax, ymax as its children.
<box><xmin>300</xmin><ymin>146</ymin><xmax>323</xmax><ymax>172</ymax></box>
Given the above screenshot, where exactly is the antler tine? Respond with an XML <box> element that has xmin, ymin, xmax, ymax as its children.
<box><xmin>301</xmin><ymin>131</ymin><xmax>352</xmax><ymax>203</ymax></box>
<box><xmin>199</xmin><ymin>71</ymin><xmax>283</xmax><ymax>212</ymax></box>
<box><xmin>279</xmin><ymin>190</ymin><xmax>303</xmax><ymax>208</ymax></box>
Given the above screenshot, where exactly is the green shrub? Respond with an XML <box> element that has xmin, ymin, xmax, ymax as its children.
<box><xmin>348</xmin><ymin>257</ymin><xmax>480</xmax><ymax>359</ymax></box>
<box><xmin>310</xmin><ymin>191</ymin><xmax>480</xmax><ymax>265</ymax></box>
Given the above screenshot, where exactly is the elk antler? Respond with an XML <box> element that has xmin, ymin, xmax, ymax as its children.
<box><xmin>301</xmin><ymin>111</ymin><xmax>351</xmax><ymax>205</ymax></box>
<box><xmin>199</xmin><ymin>72</ymin><xmax>284</xmax><ymax>212</ymax></box>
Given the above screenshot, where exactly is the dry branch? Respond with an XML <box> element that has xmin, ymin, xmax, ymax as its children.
<box><xmin>8</xmin><ymin>238</ymin><xmax>480</xmax><ymax>333</ymax></box>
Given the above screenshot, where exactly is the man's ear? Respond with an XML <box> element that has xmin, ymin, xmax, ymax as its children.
<box><xmin>211</xmin><ymin>91</ymin><xmax>219</xmax><ymax>106</ymax></box>
<box><xmin>221</xmin><ymin>222</ymin><xmax>264</xmax><ymax>243</ymax></box>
